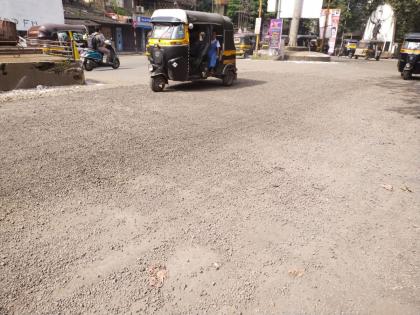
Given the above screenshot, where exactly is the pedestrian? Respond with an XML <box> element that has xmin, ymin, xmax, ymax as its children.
<box><xmin>207</xmin><ymin>31</ymin><xmax>221</xmax><ymax>75</ymax></box>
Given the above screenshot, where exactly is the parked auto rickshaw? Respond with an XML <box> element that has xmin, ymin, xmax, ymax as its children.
<box><xmin>398</xmin><ymin>33</ymin><xmax>420</xmax><ymax>80</ymax></box>
<box><xmin>234</xmin><ymin>33</ymin><xmax>255</xmax><ymax>58</ymax></box>
<box><xmin>354</xmin><ymin>40</ymin><xmax>384</xmax><ymax>60</ymax></box>
<box><xmin>340</xmin><ymin>39</ymin><xmax>359</xmax><ymax>58</ymax></box>
<box><xmin>147</xmin><ymin>9</ymin><xmax>237</xmax><ymax>92</ymax></box>
<box><xmin>27</xmin><ymin>24</ymin><xmax>87</xmax><ymax>60</ymax></box>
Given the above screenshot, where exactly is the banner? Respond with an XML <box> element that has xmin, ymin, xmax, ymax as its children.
<box><xmin>254</xmin><ymin>18</ymin><xmax>262</xmax><ymax>35</ymax></box>
<box><xmin>268</xmin><ymin>19</ymin><xmax>283</xmax><ymax>50</ymax></box>
<box><xmin>319</xmin><ymin>9</ymin><xmax>341</xmax><ymax>55</ymax></box>
<box><xmin>279</xmin><ymin>0</ymin><xmax>323</xmax><ymax>19</ymax></box>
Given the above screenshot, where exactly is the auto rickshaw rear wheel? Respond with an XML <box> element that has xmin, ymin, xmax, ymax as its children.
<box><xmin>222</xmin><ymin>70</ymin><xmax>235</xmax><ymax>86</ymax></box>
<box><xmin>403</xmin><ymin>70</ymin><xmax>412</xmax><ymax>80</ymax></box>
<box><xmin>150</xmin><ymin>76</ymin><xmax>166</xmax><ymax>92</ymax></box>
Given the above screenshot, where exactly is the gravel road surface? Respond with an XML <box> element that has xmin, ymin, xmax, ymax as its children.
<box><xmin>1</xmin><ymin>57</ymin><xmax>419</xmax><ymax>314</ymax></box>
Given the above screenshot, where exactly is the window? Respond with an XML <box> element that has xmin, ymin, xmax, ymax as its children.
<box><xmin>151</xmin><ymin>24</ymin><xmax>185</xmax><ymax>40</ymax></box>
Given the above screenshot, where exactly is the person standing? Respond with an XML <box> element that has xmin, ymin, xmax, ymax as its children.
<box><xmin>207</xmin><ymin>31</ymin><xmax>221</xmax><ymax>75</ymax></box>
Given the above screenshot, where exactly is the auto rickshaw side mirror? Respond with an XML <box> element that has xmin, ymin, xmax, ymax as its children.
<box><xmin>188</xmin><ymin>23</ymin><xmax>194</xmax><ymax>30</ymax></box>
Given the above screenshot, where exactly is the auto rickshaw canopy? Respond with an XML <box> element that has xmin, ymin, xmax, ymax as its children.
<box><xmin>151</xmin><ymin>9</ymin><xmax>233</xmax><ymax>30</ymax></box>
<box><xmin>28</xmin><ymin>24</ymin><xmax>87</xmax><ymax>40</ymax></box>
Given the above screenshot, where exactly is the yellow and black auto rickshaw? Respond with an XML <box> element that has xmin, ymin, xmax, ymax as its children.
<box><xmin>27</xmin><ymin>24</ymin><xmax>88</xmax><ymax>60</ymax></box>
<box><xmin>398</xmin><ymin>33</ymin><xmax>420</xmax><ymax>80</ymax></box>
<box><xmin>234</xmin><ymin>33</ymin><xmax>255</xmax><ymax>58</ymax></box>
<box><xmin>354</xmin><ymin>40</ymin><xmax>384</xmax><ymax>60</ymax></box>
<box><xmin>147</xmin><ymin>9</ymin><xmax>237</xmax><ymax>92</ymax></box>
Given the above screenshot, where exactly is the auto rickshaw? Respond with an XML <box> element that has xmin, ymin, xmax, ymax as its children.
<box><xmin>398</xmin><ymin>33</ymin><xmax>420</xmax><ymax>80</ymax></box>
<box><xmin>234</xmin><ymin>33</ymin><xmax>255</xmax><ymax>58</ymax></box>
<box><xmin>354</xmin><ymin>40</ymin><xmax>384</xmax><ymax>60</ymax></box>
<box><xmin>340</xmin><ymin>39</ymin><xmax>359</xmax><ymax>58</ymax></box>
<box><xmin>147</xmin><ymin>9</ymin><xmax>237</xmax><ymax>92</ymax></box>
<box><xmin>27</xmin><ymin>24</ymin><xmax>88</xmax><ymax>60</ymax></box>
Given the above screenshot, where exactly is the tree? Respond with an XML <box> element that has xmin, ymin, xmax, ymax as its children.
<box><xmin>196</xmin><ymin>0</ymin><xmax>212</xmax><ymax>12</ymax></box>
<box><xmin>227</xmin><ymin>0</ymin><xmax>267</xmax><ymax>29</ymax></box>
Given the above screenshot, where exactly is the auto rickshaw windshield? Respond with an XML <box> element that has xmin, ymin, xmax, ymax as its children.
<box><xmin>151</xmin><ymin>24</ymin><xmax>185</xmax><ymax>40</ymax></box>
<box><xmin>402</xmin><ymin>40</ymin><xmax>420</xmax><ymax>50</ymax></box>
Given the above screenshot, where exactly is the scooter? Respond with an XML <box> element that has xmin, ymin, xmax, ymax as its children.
<box><xmin>81</xmin><ymin>40</ymin><xmax>120</xmax><ymax>71</ymax></box>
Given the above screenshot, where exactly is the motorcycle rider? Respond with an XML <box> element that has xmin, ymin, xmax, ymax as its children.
<box><xmin>89</xmin><ymin>28</ymin><xmax>111</xmax><ymax>60</ymax></box>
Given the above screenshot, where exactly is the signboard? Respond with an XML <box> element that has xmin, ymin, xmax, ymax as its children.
<box><xmin>0</xmin><ymin>0</ymin><xmax>64</xmax><ymax>31</ymax></box>
<box><xmin>279</xmin><ymin>0</ymin><xmax>323</xmax><ymax>18</ymax></box>
<box><xmin>268</xmin><ymin>19</ymin><xmax>283</xmax><ymax>50</ymax></box>
<box><xmin>254</xmin><ymin>18</ymin><xmax>262</xmax><ymax>35</ymax></box>
<box><xmin>319</xmin><ymin>9</ymin><xmax>341</xmax><ymax>55</ymax></box>
<box><xmin>135</xmin><ymin>16</ymin><xmax>152</xmax><ymax>29</ymax></box>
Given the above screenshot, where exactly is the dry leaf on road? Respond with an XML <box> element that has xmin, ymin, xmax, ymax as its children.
<box><xmin>148</xmin><ymin>264</ymin><xmax>168</xmax><ymax>288</ymax></box>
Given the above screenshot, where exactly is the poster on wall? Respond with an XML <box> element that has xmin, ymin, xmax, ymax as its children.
<box><xmin>319</xmin><ymin>9</ymin><xmax>341</xmax><ymax>55</ymax></box>
<box><xmin>0</xmin><ymin>0</ymin><xmax>64</xmax><ymax>31</ymax></box>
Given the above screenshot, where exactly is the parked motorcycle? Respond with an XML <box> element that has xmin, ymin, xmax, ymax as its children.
<box><xmin>81</xmin><ymin>40</ymin><xmax>120</xmax><ymax>71</ymax></box>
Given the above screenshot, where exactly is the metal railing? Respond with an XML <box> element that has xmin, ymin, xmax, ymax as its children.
<box><xmin>0</xmin><ymin>38</ymin><xmax>80</xmax><ymax>60</ymax></box>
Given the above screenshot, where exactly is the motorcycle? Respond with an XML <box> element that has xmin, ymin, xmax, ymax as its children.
<box><xmin>81</xmin><ymin>40</ymin><xmax>120</xmax><ymax>71</ymax></box>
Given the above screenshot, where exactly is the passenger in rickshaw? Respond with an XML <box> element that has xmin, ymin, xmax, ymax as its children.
<box><xmin>208</xmin><ymin>31</ymin><xmax>221</xmax><ymax>75</ymax></box>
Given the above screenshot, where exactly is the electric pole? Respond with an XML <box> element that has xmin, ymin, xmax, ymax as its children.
<box><xmin>255</xmin><ymin>0</ymin><xmax>263</xmax><ymax>51</ymax></box>
<box><xmin>132</xmin><ymin>0</ymin><xmax>138</xmax><ymax>52</ymax></box>
<box><xmin>288</xmin><ymin>0</ymin><xmax>303</xmax><ymax>47</ymax></box>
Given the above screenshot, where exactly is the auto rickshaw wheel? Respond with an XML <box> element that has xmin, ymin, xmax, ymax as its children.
<box><xmin>222</xmin><ymin>70</ymin><xmax>235</xmax><ymax>86</ymax></box>
<box><xmin>403</xmin><ymin>70</ymin><xmax>412</xmax><ymax>80</ymax></box>
<box><xmin>150</xmin><ymin>76</ymin><xmax>166</xmax><ymax>92</ymax></box>
<box><xmin>355</xmin><ymin>55</ymin><xmax>358</xmax><ymax>59</ymax></box>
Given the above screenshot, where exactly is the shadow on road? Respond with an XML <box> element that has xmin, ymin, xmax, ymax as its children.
<box><xmin>375</xmin><ymin>75</ymin><xmax>420</xmax><ymax>119</ymax></box>
<box><xmin>167</xmin><ymin>77</ymin><xmax>267</xmax><ymax>92</ymax></box>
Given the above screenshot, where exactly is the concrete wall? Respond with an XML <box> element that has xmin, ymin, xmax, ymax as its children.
<box><xmin>0</xmin><ymin>61</ymin><xmax>85</xmax><ymax>91</ymax></box>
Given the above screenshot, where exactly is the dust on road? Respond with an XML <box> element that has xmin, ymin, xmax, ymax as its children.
<box><xmin>1</xmin><ymin>58</ymin><xmax>419</xmax><ymax>314</ymax></box>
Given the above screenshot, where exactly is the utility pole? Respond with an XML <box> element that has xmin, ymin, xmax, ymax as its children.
<box><xmin>255</xmin><ymin>0</ymin><xmax>263</xmax><ymax>51</ymax></box>
<box><xmin>288</xmin><ymin>0</ymin><xmax>303</xmax><ymax>47</ymax></box>
<box><xmin>320</xmin><ymin>0</ymin><xmax>331</xmax><ymax>53</ymax></box>
<box><xmin>132</xmin><ymin>0</ymin><xmax>138</xmax><ymax>52</ymax></box>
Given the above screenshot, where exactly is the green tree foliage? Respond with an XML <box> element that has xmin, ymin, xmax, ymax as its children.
<box><xmin>226</xmin><ymin>0</ymin><xmax>268</xmax><ymax>28</ymax></box>
<box><xmin>196</xmin><ymin>0</ymin><xmax>212</xmax><ymax>12</ymax></box>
